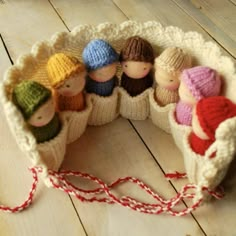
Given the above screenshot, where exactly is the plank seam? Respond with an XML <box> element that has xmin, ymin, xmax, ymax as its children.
<box><xmin>128</xmin><ymin>120</ymin><xmax>207</xmax><ymax>236</ymax></box>
<box><xmin>0</xmin><ymin>34</ymin><xmax>14</xmax><ymax>65</ymax></box>
<box><xmin>68</xmin><ymin>195</ymin><xmax>89</xmax><ymax>236</ymax></box>
<box><xmin>172</xmin><ymin>0</ymin><xmax>236</xmax><ymax>60</ymax></box>
<box><xmin>48</xmin><ymin>0</ymin><xmax>70</xmax><ymax>32</ymax></box>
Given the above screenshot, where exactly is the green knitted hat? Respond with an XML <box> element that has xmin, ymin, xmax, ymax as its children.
<box><xmin>12</xmin><ymin>80</ymin><xmax>52</xmax><ymax>120</ymax></box>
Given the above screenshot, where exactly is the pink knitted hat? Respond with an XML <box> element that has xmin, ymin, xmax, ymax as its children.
<box><xmin>181</xmin><ymin>66</ymin><xmax>221</xmax><ymax>101</ymax></box>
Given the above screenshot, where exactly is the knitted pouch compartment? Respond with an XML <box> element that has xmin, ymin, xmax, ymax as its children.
<box><xmin>88</xmin><ymin>87</ymin><xmax>119</xmax><ymax>126</ymax></box>
<box><xmin>37</xmin><ymin>114</ymin><xmax>68</xmax><ymax>170</ymax></box>
<box><xmin>119</xmin><ymin>87</ymin><xmax>151</xmax><ymax>120</ymax></box>
<box><xmin>0</xmin><ymin>21</ymin><xmax>235</xmax><ymax>199</ymax></box>
<box><xmin>181</xmin><ymin>117</ymin><xmax>236</xmax><ymax>191</ymax></box>
<box><xmin>169</xmin><ymin>107</ymin><xmax>192</xmax><ymax>152</ymax></box>
<box><xmin>149</xmin><ymin>88</ymin><xmax>175</xmax><ymax>133</ymax></box>
<box><xmin>63</xmin><ymin>95</ymin><xmax>93</xmax><ymax>144</ymax></box>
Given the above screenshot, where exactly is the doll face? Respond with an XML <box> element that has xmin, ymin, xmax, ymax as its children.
<box><xmin>192</xmin><ymin>106</ymin><xmax>209</xmax><ymax>140</ymax></box>
<box><xmin>155</xmin><ymin>66</ymin><xmax>180</xmax><ymax>91</ymax></box>
<box><xmin>57</xmin><ymin>71</ymin><xmax>86</xmax><ymax>97</ymax></box>
<box><xmin>178</xmin><ymin>81</ymin><xmax>196</xmax><ymax>105</ymax></box>
<box><xmin>122</xmin><ymin>61</ymin><xmax>152</xmax><ymax>79</ymax></box>
<box><xmin>89</xmin><ymin>63</ymin><xmax>117</xmax><ymax>82</ymax></box>
<box><xmin>28</xmin><ymin>98</ymin><xmax>55</xmax><ymax>127</ymax></box>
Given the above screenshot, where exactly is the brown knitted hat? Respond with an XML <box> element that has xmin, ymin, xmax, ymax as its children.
<box><xmin>120</xmin><ymin>36</ymin><xmax>154</xmax><ymax>64</ymax></box>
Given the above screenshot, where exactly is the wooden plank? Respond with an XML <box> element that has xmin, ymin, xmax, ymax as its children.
<box><xmin>0</xmin><ymin>0</ymin><xmax>66</xmax><ymax>59</ymax></box>
<box><xmin>109</xmin><ymin>0</ymin><xmax>236</xmax><ymax>235</ymax></box>
<box><xmin>0</xmin><ymin>2</ymin><xmax>87</xmax><ymax>236</ymax></box>
<box><xmin>173</xmin><ymin>0</ymin><xmax>236</xmax><ymax>57</ymax></box>
<box><xmin>49</xmin><ymin>0</ymin><xmax>127</xmax><ymax>29</ymax></box>
<box><xmin>132</xmin><ymin>119</ymin><xmax>236</xmax><ymax>236</ymax></box>
<box><xmin>113</xmin><ymin>0</ymin><xmax>235</xmax><ymax>62</ymax></box>
<box><xmin>62</xmin><ymin>118</ymin><xmax>204</xmax><ymax>236</ymax></box>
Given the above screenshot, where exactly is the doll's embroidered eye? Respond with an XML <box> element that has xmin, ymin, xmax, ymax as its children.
<box><xmin>144</xmin><ymin>67</ymin><xmax>147</xmax><ymax>70</ymax></box>
<box><xmin>124</xmin><ymin>64</ymin><xmax>128</xmax><ymax>68</ymax></box>
<box><xmin>37</xmin><ymin>116</ymin><xmax>42</xmax><ymax>120</ymax></box>
<box><xmin>169</xmin><ymin>80</ymin><xmax>173</xmax><ymax>82</ymax></box>
<box><xmin>66</xmin><ymin>84</ymin><xmax>70</xmax><ymax>88</ymax></box>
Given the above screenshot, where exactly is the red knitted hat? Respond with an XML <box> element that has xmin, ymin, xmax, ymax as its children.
<box><xmin>196</xmin><ymin>96</ymin><xmax>236</xmax><ymax>140</ymax></box>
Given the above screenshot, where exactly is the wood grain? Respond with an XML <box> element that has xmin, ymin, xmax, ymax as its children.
<box><xmin>173</xmin><ymin>0</ymin><xmax>236</xmax><ymax>57</ymax></box>
<box><xmin>62</xmin><ymin>118</ymin><xmax>204</xmax><ymax>236</ymax></box>
<box><xmin>113</xmin><ymin>0</ymin><xmax>235</xmax><ymax>62</ymax></box>
<box><xmin>49</xmin><ymin>0</ymin><xmax>127</xmax><ymax>29</ymax></box>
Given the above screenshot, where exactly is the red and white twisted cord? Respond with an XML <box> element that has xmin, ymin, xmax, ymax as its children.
<box><xmin>0</xmin><ymin>167</ymin><xmax>224</xmax><ymax>215</ymax></box>
<box><xmin>0</xmin><ymin>168</ymin><xmax>38</xmax><ymax>213</ymax></box>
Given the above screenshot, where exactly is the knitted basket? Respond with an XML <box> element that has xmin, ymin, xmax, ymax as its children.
<box><xmin>1</xmin><ymin>21</ymin><xmax>236</xmax><ymax>207</ymax></box>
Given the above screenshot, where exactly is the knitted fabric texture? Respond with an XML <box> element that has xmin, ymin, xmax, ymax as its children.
<box><xmin>155</xmin><ymin>47</ymin><xmax>192</xmax><ymax>74</ymax></box>
<box><xmin>189</xmin><ymin>132</ymin><xmax>214</xmax><ymax>156</ymax></box>
<box><xmin>196</xmin><ymin>96</ymin><xmax>236</xmax><ymax>140</ymax></box>
<box><xmin>55</xmin><ymin>91</ymin><xmax>85</xmax><ymax>112</ymax></box>
<box><xmin>29</xmin><ymin>113</ymin><xmax>61</xmax><ymax>143</ymax></box>
<box><xmin>82</xmin><ymin>39</ymin><xmax>118</xmax><ymax>71</ymax></box>
<box><xmin>175</xmin><ymin>101</ymin><xmax>193</xmax><ymax>126</ymax></box>
<box><xmin>120</xmin><ymin>36</ymin><xmax>154</xmax><ymax>63</ymax></box>
<box><xmin>86</xmin><ymin>75</ymin><xmax>117</xmax><ymax>97</ymax></box>
<box><xmin>12</xmin><ymin>80</ymin><xmax>51</xmax><ymax>120</ymax></box>
<box><xmin>121</xmin><ymin>73</ymin><xmax>153</xmax><ymax>97</ymax></box>
<box><xmin>47</xmin><ymin>53</ymin><xmax>85</xmax><ymax>88</ymax></box>
<box><xmin>181</xmin><ymin>66</ymin><xmax>221</xmax><ymax>101</ymax></box>
<box><xmin>154</xmin><ymin>86</ymin><xmax>179</xmax><ymax>106</ymax></box>
<box><xmin>119</xmin><ymin>87</ymin><xmax>151</xmax><ymax>120</ymax></box>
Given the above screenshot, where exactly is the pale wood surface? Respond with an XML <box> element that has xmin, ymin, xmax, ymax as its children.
<box><xmin>173</xmin><ymin>0</ymin><xmax>236</xmax><ymax>57</ymax></box>
<box><xmin>0</xmin><ymin>1</ymin><xmax>235</xmax><ymax>236</ymax></box>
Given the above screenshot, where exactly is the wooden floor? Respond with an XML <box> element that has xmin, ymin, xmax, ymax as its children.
<box><xmin>0</xmin><ymin>1</ymin><xmax>235</xmax><ymax>236</ymax></box>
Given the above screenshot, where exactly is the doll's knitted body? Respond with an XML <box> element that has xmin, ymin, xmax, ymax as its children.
<box><xmin>189</xmin><ymin>132</ymin><xmax>213</xmax><ymax>156</ymax></box>
<box><xmin>82</xmin><ymin>39</ymin><xmax>118</xmax><ymax>97</ymax></box>
<box><xmin>47</xmin><ymin>53</ymin><xmax>86</xmax><ymax>112</ymax></box>
<box><xmin>120</xmin><ymin>36</ymin><xmax>154</xmax><ymax>96</ymax></box>
<box><xmin>154</xmin><ymin>86</ymin><xmax>179</xmax><ymax>106</ymax></box>
<box><xmin>121</xmin><ymin>73</ymin><xmax>153</xmax><ymax>97</ymax></box>
<box><xmin>86</xmin><ymin>75</ymin><xmax>117</xmax><ymax>97</ymax></box>
<box><xmin>29</xmin><ymin>113</ymin><xmax>61</xmax><ymax>143</ymax></box>
<box><xmin>55</xmin><ymin>91</ymin><xmax>85</xmax><ymax>111</ymax></box>
<box><xmin>154</xmin><ymin>47</ymin><xmax>191</xmax><ymax>106</ymax></box>
<box><xmin>176</xmin><ymin>66</ymin><xmax>222</xmax><ymax>126</ymax></box>
<box><xmin>175</xmin><ymin>101</ymin><xmax>193</xmax><ymax>126</ymax></box>
<box><xmin>190</xmin><ymin>96</ymin><xmax>236</xmax><ymax>156</ymax></box>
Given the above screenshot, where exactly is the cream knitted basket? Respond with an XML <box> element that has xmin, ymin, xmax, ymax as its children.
<box><xmin>1</xmin><ymin>21</ymin><xmax>236</xmax><ymax>201</ymax></box>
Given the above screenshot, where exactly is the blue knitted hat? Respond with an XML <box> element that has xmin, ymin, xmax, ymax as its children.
<box><xmin>82</xmin><ymin>39</ymin><xmax>118</xmax><ymax>71</ymax></box>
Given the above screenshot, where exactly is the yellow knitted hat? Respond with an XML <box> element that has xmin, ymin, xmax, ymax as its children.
<box><xmin>155</xmin><ymin>47</ymin><xmax>192</xmax><ymax>74</ymax></box>
<box><xmin>47</xmin><ymin>53</ymin><xmax>85</xmax><ymax>88</ymax></box>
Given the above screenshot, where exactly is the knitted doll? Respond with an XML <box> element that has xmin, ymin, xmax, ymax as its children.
<box><xmin>12</xmin><ymin>80</ymin><xmax>61</xmax><ymax>143</ymax></box>
<box><xmin>47</xmin><ymin>53</ymin><xmax>86</xmax><ymax>112</ymax></box>
<box><xmin>82</xmin><ymin>39</ymin><xmax>119</xmax><ymax>97</ymax></box>
<box><xmin>190</xmin><ymin>96</ymin><xmax>236</xmax><ymax>156</ymax></box>
<box><xmin>154</xmin><ymin>47</ymin><xmax>192</xmax><ymax>106</ymax></box>
<box><xmin>176</xmin><ymin>66</ymin><xmax>221</xmax><ymax>126</ymax></box>
<box><xmin>120</xmin><ymin>36</ymin><xmax>155</xmax><ymax>97</ymax></box>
